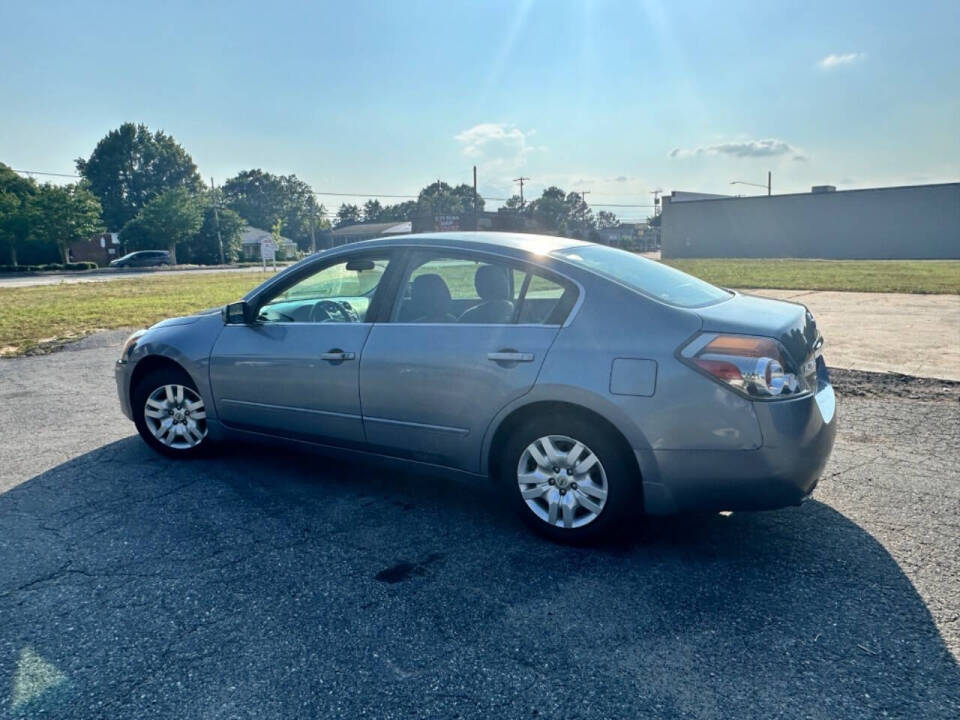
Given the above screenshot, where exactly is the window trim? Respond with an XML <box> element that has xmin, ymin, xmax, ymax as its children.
<box><xmin>382</xmin><ymin>247</ymin><xmax>580</xmax><ymax>327</ymax></box>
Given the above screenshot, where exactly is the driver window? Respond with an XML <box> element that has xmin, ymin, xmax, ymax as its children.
<box><xmin>259</xmin><ymin>257</ymin><xmax>389</xmax><ymax>323</ymax></box>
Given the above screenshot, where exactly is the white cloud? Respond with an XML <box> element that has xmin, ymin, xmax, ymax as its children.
<box><xmin>454</xmin><ymin>123</ymin><xmax>535</xmax><ymax>173</ymax></box>
<box><xmin>669</xmin><ymin>139</ymin><xmax>806</xmax><ymax>161</ymax></box>
<box><xmin>818</xmin><ymin>52</ymin><xmax>865</xmax><ymax>69</ymax></box>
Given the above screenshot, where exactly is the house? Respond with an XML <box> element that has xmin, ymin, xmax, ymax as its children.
<box><xmin>240</xmin><ymin>227</ymin><xmax>299</xmax><ymax>260</ymax></box>
<box><xmin>68</xmin><ymin>232</ymin><xmax>122</xmax><ymax>266</ymax></box>
<box><xmin>326</xmin><ymin>221</ymin><xmax>412</xmax><ymax>247</ymax></box>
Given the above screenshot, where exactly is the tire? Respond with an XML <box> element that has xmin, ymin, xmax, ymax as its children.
<box><xmin>132</xmin><ymin>366</ymin><xmax>211</xmax><ymax>459</ymax></box>
<box><xmin>499</xmin><ymin>413</ymin><xmax>641</xmax><ymax>543</ymax></box>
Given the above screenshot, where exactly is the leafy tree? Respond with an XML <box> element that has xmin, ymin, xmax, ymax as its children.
<box><xmin>416</xmin><ymin>181</ymin><xmax>483</xmax><ymax>215</ymax></box>
<box><xmin>28</xmin><ymin>183</ymin><xmax>104</xmax><ymax>263</ymax></box>
<box><xmin>335</xmin><ymin>203</ymin><xmax>361</xmax><ymax>228</ymax></box>
<box><xmin>377</xmin><ymin>200</ymin><xmax>418</xmax><ymax>222</ymax></box>
<box><xmin>0</xmin><ymin>163</ymin><xmax>37</xmax><ymax>265</ymax></box>
<box><xmin>595</xmin><ymin>210</ymin><xmax>620</xmax><ymax>229</ymax></box>
<box><xmin>178</xmin><ymin>202</ymin><xmax>244</xmax><ymax>265</ymax></box>
<box><xmin>362</xmin><ymin>199</ymin><xmax>383</xmax><ymax>222</ymax></box>
<box><xmin>120</xmin><ymin>188</ymin><xmax>201</xmax><ymax>264</ymax></box>
<box><xmin>76</xmin><ymin>123</ymin><xmax>202</xmax><ymax>230</ymax></box>
<box><xmin>221</xmin><ymin>169</ymin><xmax>323</xmax><ymax>250</ymax></box>
<box><xmin>524</xmin><ymin>187</ymin><xmax>597</xmax><ymax>239</ymax></box>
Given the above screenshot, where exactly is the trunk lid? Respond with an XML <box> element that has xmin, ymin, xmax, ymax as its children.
<box><xmin>695</xmin><ymin>292</ymin><xmax>820</xmax><ymax>368</ymax></box>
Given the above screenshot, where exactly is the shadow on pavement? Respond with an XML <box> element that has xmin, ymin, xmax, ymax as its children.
<box><xmin>1</xmin><ymin>438</ymin><xmax>958</xmax><ymax>718</ymax></box>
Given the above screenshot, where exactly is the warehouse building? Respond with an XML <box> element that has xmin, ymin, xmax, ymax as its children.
<box><xmin>661</xmin><ymin>182</ymin><xmax>959</xmax><ymax>259</ymax></box>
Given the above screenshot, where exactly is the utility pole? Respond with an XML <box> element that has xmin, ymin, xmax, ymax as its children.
<box><xmin>768</xmin><ymin>171</ymin><xmax>772</xmax><ymax>196</ymax></box>
<box><xmin>310</xmin><ymin>211</ymin><xmax>317</xmax><ymax>254</ymax></box>
<box><xmin>472</xmin><ymin>165</ymin><xmax>479</xmax><ymax>230</ymax></box>
<box><xmin>650</xmin><ymin>189</ymin><xmax>662</xmax><ymax>215</ymax></box>
<box><xmin>211</xmin><ymin>177</ymin><xmax>225</xmax><ymax>265</ymax></box>
<box><xmin>513</xmin><ymin>176</ymin><xmax>530</xmax><ymax>207</ymax></box>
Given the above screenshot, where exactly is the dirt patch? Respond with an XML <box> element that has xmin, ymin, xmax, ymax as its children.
<box><xmin>830</xmin><ymin>367</ymin><xmax>960</xmax><ymax>402</ymax></box>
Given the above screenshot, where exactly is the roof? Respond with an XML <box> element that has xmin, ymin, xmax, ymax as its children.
<box><xmin>324</xmin><ymin>231</ymin><xmax>590</xmax><ymax>255</ymax></box>
<box><xmin>331</xmin><ymin>221</ymin><xmax>412</xmax><ymax>237</ymax></box>
<box><xmin>665</xmin><ymin>181</ymin><xmax>960</xmax><ymax>206</ymax></box>
<box><xmin>240</xmin><ymin>226</ymin><xmax>296</xmax><ymax>245</ymax></box>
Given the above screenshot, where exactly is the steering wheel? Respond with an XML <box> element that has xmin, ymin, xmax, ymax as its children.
<box><xmin>310</xmin><ymin>300</ymin><xmax>356</xmax><ymax>323</ymax></box>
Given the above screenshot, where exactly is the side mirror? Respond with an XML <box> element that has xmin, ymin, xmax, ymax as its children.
<box><xmin>223</xmin><ymin>300</ymin><xmax>254</xmax><ymax>325</ymax></box>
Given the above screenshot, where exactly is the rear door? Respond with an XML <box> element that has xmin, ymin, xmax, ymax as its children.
<box><xmin>358</xmin><ymin>250</ymin><xmax>577</xmax><ymax>472</ymax></box>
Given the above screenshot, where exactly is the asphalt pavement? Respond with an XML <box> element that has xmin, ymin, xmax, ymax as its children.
<box><xmin>1</xmin><ymin>331</ymin><xmax>958</xmax><ymax>718</ymax></box>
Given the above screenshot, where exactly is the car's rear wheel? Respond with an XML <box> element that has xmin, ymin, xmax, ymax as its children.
<box><xmin>500</xmin><ymin>414</ymin><xmax>640</xmax><ymax>542</ymax></box>
<box><xmin>132</xmin><ymin>367</ymin><xmax>210</xmax><ymax>458</ymax></box>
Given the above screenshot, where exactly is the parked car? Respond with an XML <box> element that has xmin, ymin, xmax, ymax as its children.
<box><xmin>109</xmin><ymin>250</ymin><xmax>171</xmax><ymax>268</ymax></box>
<box><xmin>115</xmin><ymin>233</ymin><xmax>836</xmax><ymax>541</ymax></box>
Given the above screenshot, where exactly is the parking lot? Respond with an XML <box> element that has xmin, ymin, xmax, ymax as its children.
<box><xmin>1</xmin><ymin>331</ymin><xmax>958</xmax><ymax>718</ymax></box>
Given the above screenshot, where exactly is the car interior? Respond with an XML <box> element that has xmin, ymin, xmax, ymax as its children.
<box><xmin>256</xmin><ymin>253</ymin><xmax>574</xmax><ymax>325</ymax></box>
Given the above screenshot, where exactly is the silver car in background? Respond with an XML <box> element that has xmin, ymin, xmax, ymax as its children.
<box><xmin>116</xmin><ymin>232</ymin><xmax>836</xmax><ymax>541</ymax></box>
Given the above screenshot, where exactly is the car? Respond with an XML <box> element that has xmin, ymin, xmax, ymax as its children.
<box><xmin>115</xmin><ymin>232</ymin><xmax>836</xmax><ymax>541</ymax></box>
<box><xmin>109</xmin><ymin>250</ymin><xmax>172</xmax><ymax>268</ymax></box>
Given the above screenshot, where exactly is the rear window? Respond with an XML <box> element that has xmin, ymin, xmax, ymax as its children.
<box><xmin>552</xmin><ymin>245</ymin><xmax>731</xmax><ymax>308</ymax></box>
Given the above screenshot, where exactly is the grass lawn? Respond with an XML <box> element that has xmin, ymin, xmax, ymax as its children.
<box><xmin>661</xmin><ymin>258</ymin><xmax>960</xmax><ymax>294</ymax></box>
<box><xmin>0</xmin><ymin>272</ymin><xmax>266</xmax><ymax>357</ymax></box>
<box><xmin>1</xmin><ymin>258</ymin><xmax>958</xmax><ymax>357</ymax></box>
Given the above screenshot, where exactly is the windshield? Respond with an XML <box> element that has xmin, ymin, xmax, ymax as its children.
<box><xmin>553</xmin><ymin>245</ymin><xmax>731</xmax><ymax>308</ymax></box>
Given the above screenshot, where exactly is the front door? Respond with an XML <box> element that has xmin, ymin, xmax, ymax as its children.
<box><xmin>359</xmin><ymin>251</ymin><xmax>576</xmax><ymax>471</ymax></box>
<box><xmin>210</xmin><ymin>254</ymin><xmax>392</xmax><ymax>446</ymax></box>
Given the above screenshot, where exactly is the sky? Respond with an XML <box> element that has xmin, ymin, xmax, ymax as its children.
<box><xmin>1</xmin><ymin>0</ymin><xmax>958</xmax><ymax>222</ymax></box>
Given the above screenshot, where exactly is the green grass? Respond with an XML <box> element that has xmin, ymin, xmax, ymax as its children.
<box><xmin>1</xmin><ymin>258</ymin><xmax>958</xmax><ymax>357</ymax></box>
<box><xmin>660</xmin><ymin>258</ymin><xmax>960</xmax><ymax>294</ymax></box>
<box><xmin>0</xmin><ymin>272</ymin><xmax>266</xmax><ymax>356</ymax></box>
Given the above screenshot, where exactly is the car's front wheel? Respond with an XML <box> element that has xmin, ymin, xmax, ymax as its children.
<box><xmin>132</xmin><ymin>367</ymin><xmax>210</xmax><ymax>458</ymax></box>
<box><xmin>500</xmin><ymin>414</ymin><xmax>640</xmax><ymax>542</ymax></box>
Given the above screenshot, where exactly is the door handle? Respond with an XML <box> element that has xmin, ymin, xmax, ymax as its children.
<box><xmin>320</xmin><ymin>350</ymin><xmax>355</xmax><ymax>362</ymax></box>
<box><xmin>487</xmin><ymin>351</ymin><xmax>534</xmax><ymax>363</ymax></box>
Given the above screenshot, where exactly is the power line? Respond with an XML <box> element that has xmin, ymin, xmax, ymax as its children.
<box><xmin>11</xmin><ymin>168</ymin><xmax>656</xmax><ymax>209</ymax></box>
<box><xmin>13</xmin><ymin>169</ymin><xmax>81</xmax><ymax>178</ymax></box>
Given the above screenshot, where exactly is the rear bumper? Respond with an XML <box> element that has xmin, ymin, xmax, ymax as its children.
<box><xmin>641</xmin><ymin>382</ymin><xmax>837</xmax><ymax>515</ymax></box>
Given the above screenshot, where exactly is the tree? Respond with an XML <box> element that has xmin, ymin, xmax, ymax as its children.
<box><xmin>335</xmin><ymin>203</ymin><xmax>361</xmax><ymax>228</ymax></box>
<box><xmin>120</xmin><ymin>188</ymin><xmax>201</xmax><ymax>264</ymax></box>
<box><xmin>28</xmin><ymin>183</ymin><xmax>104</xmax><ymax>264</ymax></box>
<box><xmin>416</xmin><ymin>181</ymin><xmax>483</xmax><ymax>216</ymax></box>
<box><xmin>595</xmin><ymin>210</ymin><xmax>620</xmax><ymax>229</ymax></box>
<box><xmin>525</xmin><ymin>187</ymin><xmax>597</xmax><ymax>239</ymax></box>
<box><xmin>377</xmin><ymin>200</ymin><xmax>417</xmax><ymax>222</ymax></box>
<box><xmin>221</xmin><ymin>169</ymin><xmax>323</xmax><ymax>250</ymax></box>
<box><xmin>76</xmin><ymin>123</ymin><xmax>202</xmax><ymax>230</ymax></box>
<box><xmin>362</xmin><ymin>199</ymin><xmax>383</xmax><ymax>222</ymax></box>
<box><xmin>178</xmin><ymin>202</ymin><xmax>245</xmax><ymax>265</ymax></box>
<box><xmin>0</xmin><ymin>163</ymin><xmax>37</xmax><ymax>265</ymax></box>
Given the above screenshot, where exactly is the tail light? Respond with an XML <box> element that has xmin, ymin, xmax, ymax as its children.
<box><xmin>681</xmin><ymin>333</ymin><xmax>812</xmax><ymax>399</ymax></box>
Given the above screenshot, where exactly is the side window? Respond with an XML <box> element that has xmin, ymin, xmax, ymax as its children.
<box><xmin>393</xmin><ymin>253</ymin><xmax>575</xmax><ymax>325</ymax></box>
<box><xmin>396</xmin><ymin>254</ymin><xmax>519</xmax><ymax>324</ymax></box>
<box><xmin>259</xmin><ymin>256</ymin><xmax>389</xmax><ymax>323</ymax></box>
<box><xmin>515</xmin><ymin>272</ymin><xmax>568</xmax><ymax>324</ymax></box>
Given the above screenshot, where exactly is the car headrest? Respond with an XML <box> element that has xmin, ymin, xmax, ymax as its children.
<box><xmin>411</xmin><ymin>273</ymin><xmax>452</xmax><ymax>306</ymax></box>
<box><xmin>474</xmin><ymin>264</ymin><xmax>510</xmax><ymax>301</ymax></box>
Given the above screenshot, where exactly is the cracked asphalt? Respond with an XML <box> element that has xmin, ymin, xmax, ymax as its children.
<box><xmin>1</xmin><ymin>330</ymin><xmax>958</xmax><ymax>718</ymax></box>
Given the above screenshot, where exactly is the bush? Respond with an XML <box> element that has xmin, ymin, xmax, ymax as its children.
<box><xmin>66</xmin><ymin>261</ymin><xmax>98</xmax><ymax>270</ymax></box>
<box><xmin>36</xmin><ymin>263</ymin><xmax>65</xmax><ymax>271</ymax></box>
<box><xmin>0</xmin><ymin>265</ymin><xmax>38</xmax><ymax>272</ymax></box>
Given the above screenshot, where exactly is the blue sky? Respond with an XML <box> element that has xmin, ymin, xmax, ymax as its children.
<box><xmin>1</xmin><ymin>0</ymin><xmax>957</xmax><ymax>221</ymax></box>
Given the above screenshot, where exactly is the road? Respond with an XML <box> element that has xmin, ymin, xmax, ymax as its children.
<box><xmin>0</xmin><ymin>265</ymin><xmax>290</xmax><ymax>288</ymax></box>
<box><xmin>1</xmin><ymin>331</ymin><xmax>958</xmax><ymax>718</ymax></box>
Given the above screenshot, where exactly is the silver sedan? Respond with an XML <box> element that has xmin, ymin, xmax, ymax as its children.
<box><xmin>116</xmin><ymin>233</ymin><xmax>836</xmax><ymax>541</ymax></box>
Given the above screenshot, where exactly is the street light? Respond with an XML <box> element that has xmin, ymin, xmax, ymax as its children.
<box><xmin>730</xmin><ymin>171</ymin><xmax>772</xmax><ymax>196</ymax></box>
